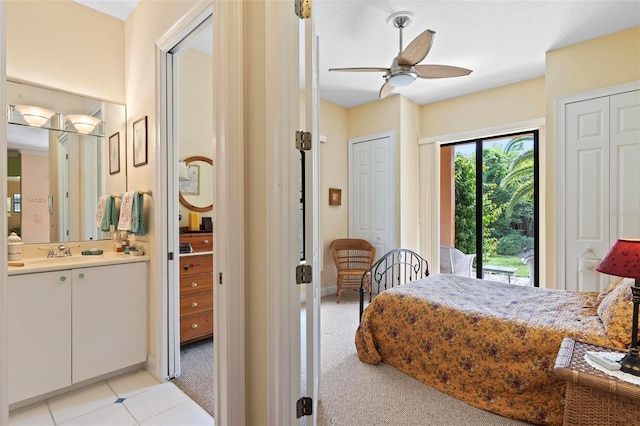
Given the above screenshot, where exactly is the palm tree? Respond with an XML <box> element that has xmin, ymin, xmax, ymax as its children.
<box><xmin>501</xmin><ymin>137</ymin><xmax>534</xmax><ymax>217</ymax></box>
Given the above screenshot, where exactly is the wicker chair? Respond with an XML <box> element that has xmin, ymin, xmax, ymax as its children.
<box><xmin>329</xmin><ymin>238</ymin><xmax>376</xmax><ymax>303</ymax></box>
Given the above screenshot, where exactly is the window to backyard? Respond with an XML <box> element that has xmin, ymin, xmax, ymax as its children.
<box><xmin>440</xmin><ymin>131</ymin><xmax>539</xmax><ymax>286</ymax></box>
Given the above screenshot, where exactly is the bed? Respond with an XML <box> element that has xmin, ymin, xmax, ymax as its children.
<box><xmin>355</xmin><ymin>250</ymin><xmax>633</xmax><ymax>425</ymax></box>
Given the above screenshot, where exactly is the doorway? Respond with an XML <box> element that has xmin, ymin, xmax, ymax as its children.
<box><xmin>161</xmin><ymin>11</ymin><xmax>214</xmax><ymax>415</ymax></box>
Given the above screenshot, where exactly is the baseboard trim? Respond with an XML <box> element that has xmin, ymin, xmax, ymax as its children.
<box><xmin>300</xmin><ymin>285</ymin><xmax>336</xmax><ymax>303</ymax></box>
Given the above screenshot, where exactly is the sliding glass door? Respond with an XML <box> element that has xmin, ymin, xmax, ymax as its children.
<box><xmin>439</xmin><ymin>131</ymin><xmax>538</xmax><ymax>286</ymax></box>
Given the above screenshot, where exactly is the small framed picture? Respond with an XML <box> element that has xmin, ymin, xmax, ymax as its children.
<box><xmin>133</xmin><ymin>116</ymin><xmax>148</xmax><ymax>167</ymax></box>
<box><xmin>329</xmin><ymin>188</ymin><xmax>341</xmax><ymax>206</ymax></box>
<box><xmin>179</xmin><ymin>163</ymin><xmax>200</xmax><ymax>195</ymax></box>
<box><xmin>109</xmin><ymin>132</ymin><xmax>120</xmax><ymax>174</ymax></box>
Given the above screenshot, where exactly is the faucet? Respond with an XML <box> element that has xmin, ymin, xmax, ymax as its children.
<box><xmin>56</xmin><ymin>244</ymin><xmax>73</xmax><ymax>257</ymax></box>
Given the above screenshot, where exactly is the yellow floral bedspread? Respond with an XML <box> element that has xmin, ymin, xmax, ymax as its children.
<box><xmin>355</xmin><ymin>274</ymin><xmax>616</xmax><ymax>426</ymax></box>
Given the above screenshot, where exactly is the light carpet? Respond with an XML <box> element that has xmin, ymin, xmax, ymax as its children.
<box><xmin>172</xmin><ymin>337</ymin><xmax>214</xmax><ymax>416</ymax></box>
<box><xmin>316</xmin><ymin>291</ymin><xmax>530</xmax><ymax>425</ymax></box>
<box><xmin>172</xmin><ymin>292</ymin><xmax>531</xmax><ymax>425</ymax></box>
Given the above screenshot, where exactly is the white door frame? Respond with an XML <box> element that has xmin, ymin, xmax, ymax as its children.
<box><xmin>0</xmin><ymin>1</ymin><xmax>9</xmax><ymax>424</ymax></box>
<box><xmin>555</xmin><ymin>80</ymin><xmax>640</xmax><ymax>290</ymax></box>
<box><xmin>155</xmin><ymin>1</ymin><xmax>246</xmax><ymax>425</ymax></box>
<box><xmin>155</xmin><ymin>0</ymin><xmax>212</xmax><ymax>380</ymax></box>
<box><xmin>348</xmin><ymin>131</ymin><xmax>396</xmax><ymax>251</ymax></box>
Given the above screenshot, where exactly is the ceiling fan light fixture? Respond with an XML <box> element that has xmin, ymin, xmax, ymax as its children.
<box><xmin>15</xmin><ymin>105</ymin><xmax>55</xmax><ymax>127</ymax></box>
<box><xmin>387</xmin><ymin>73</ymin><xmax>416</xmax><ymax>87</ymax></box>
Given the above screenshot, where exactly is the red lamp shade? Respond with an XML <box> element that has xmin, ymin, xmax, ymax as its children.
<box><xmin>596</xmin><ymin>238</ymin><xmax>640</xmax><ymax>279</ymax></box>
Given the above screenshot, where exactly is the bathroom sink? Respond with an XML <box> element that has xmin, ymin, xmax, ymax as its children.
<box><xmin>28</xmin><ymin>255</ymin><xmax>104</xmax><ymax>265</ymax></box>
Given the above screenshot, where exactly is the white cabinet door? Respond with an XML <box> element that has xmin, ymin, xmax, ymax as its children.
<box><xmin>8</xmin><ymin>271</ymin><xmax>72</xmax><ymax>404</ymax></box>
<box><xmin>72</xmin><ymin>262</ymin><xmax>147</xmax><ymax>383</ymax></box>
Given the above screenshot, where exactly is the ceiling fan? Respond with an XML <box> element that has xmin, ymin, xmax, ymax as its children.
<box><xmin>329</xmin><ymin>11</ymin><xmax>472</xmax><ymax>99</ymax></box>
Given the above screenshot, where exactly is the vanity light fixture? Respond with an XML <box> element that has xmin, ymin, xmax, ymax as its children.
<box><xmin>67</xmin><ymin>114</ymin><xmax>101</xmax><ymax>134</ymax></box>
<box><xmin>15</xmin><ymin>105</ymin><xmax>55</xmax><ymax>127</ymax></box>
<box><xmin>178</xmin><ymin>161</ymin><xmax>190</xmax><ymax>181</ymax></box>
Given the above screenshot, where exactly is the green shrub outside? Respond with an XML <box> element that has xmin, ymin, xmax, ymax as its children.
<box><xmin>497</xmin><ymin>233</ymin><xmax>533</xmax><ymax>255</ymax></box>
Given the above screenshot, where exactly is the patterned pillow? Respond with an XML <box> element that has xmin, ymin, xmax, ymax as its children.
<box><xmin>597</xmin><ymin>278</ymin><xmax>634</xmax><ymax>348</ymax></box>
<box><xmin>597</xmin><ymin>276</ymin><xmax>625</xmax><ymax>305</ymax></box>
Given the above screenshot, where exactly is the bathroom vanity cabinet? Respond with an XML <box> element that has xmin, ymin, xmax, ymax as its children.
<box><xmin>8</xmin><ymin>261</ymin><xmax>147</xmax><ymax>404</ymax></box>
<box><xmin>179</xmin><ymin>232</ymin><xmax>214</xmax><ymax>344</ymax></box>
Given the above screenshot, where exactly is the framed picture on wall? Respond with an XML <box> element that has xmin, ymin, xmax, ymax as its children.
<box><xmin>179</xmin><ymin>164</ymin><xmax>200</xmax><ymax>195</ymax></box>
<box><xmin>133</xmin><ymin>116</ymin><xmax>148</xmax><ymax>167</ymax></box>
<box><xmin>109</xmin><ymin>132</ymin><xmax>120</xmax><ymax>174</ymax></box>
<box><xmin>329</xmin><ymin>188</ymin><xmax>342</xmax><ymax>206</ymax></box>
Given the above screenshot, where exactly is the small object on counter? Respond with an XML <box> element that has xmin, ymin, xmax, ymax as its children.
<box><xmin>130</xmin><ymin>247</ymin><xmax>145</xmax><ymax>256</ymax></box>
<box><xmin>8</xmin><ymin>262</ymin><xmax>24</xmax><ymax>267</ymax></box>
<box><xmin>81</xmin><ymin>249</ymin><xmax>104</xmax><ymax>256</ymax></box>
<box><xmin>8</xmin><ymin>232</ymin><xmax>23</xmax><ymax>261</ymax></box>
<box><xmin>124</xmin><ymin>247</ymin><xmax>130</xmax><ymax>254</ymax></box>
<box><xmin>189</xmin><ymin>212</ymin><xmax>200</xmax><ymax>231</ymax></box>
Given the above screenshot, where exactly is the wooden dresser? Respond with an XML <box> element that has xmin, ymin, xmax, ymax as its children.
<box><xmin>179</xmin><ymin>232</ymin><xmax>213</xmax><ymax>345</ymax></box>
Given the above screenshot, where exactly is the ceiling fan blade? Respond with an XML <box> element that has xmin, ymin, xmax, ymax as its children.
<box><xmin>329</xmin><ymin>67</ymin><xmax>390</xmax><ymax>73</ymax></box>
<box><xmin>379</xmin><ymin>82</ymin><xmax>395</xmax><ymax>99</ymax></box>
<box><xmin>398</xmin><ymin>29</ymin><xmax>435</xmax><ymax>66</ymax></box>
<box><xmin>415</xmin><ymin>64</ymin><xmax>473</xmax><ymax>78</ymax></box>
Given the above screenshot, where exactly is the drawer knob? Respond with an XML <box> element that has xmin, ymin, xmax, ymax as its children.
<box><xmin>184</xmin><ymin>262</ymin><xmax>203</xmax><ymax>270</ymax></box>
<box><xmin>191</xmin><ymin>323</ymin><xmax>198</xmax><ymax>329</ymax></box>
<box><xmin>191</xmin><ymin>302</ymin><xmax>198</xmax><ymax>308</ymax></box>
<box><xmin>190</xmin><ymin>282</ymin><xmax>198</xmax><ymax>288</ymax></box>
<box><xmin>78</xmin><ymin>273</ymin><xmax>85</xmax><ymax>279</ymax></box>
<box><xmin>60</xmin><ymin>276</ymin><xmax>67</xmax><ymax>282</ymax></box>
<box><xmin>204</xmin><ymin>239</ymin><xmax>209</xmax><ymax>244</ymax></box>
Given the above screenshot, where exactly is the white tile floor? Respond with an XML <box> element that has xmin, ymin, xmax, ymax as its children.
<box><xmin>8</xmin><ymin>369</ymin><xmax>214</xmax><ymax>425</ymax></box>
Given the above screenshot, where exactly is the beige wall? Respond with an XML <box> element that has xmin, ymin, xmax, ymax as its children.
<box><xmin>177</xmin><ymin>48</ymin><xmax>214</xmax><ymax>229</ymax></box>
<box><xmin>544</xmin><ymin>26</ymin><xmax>640</xmax><ymax>288</ymax></box>
<box><xmin>319</xmin><ymin>98</ymin><xmax>349</xmax><ymax>290</ymax></box>
<box><xmin>399</xmin><ymin>96</ymin><xmax>421</xmax><ymax>252</ymax></box>
<box><xmin>419</xmin><ymin>77</ymin><xmax>545</xmax><ymax>139</ymax></box>
<box><xmin>123</xmin><ymin>0</ymin><xmax>198</xmax><ymax>375</ymax></box>
<box><xmin>6</xmin><ymin>1</ymin><xmax>125</xmax><ymax>104</ymax></box>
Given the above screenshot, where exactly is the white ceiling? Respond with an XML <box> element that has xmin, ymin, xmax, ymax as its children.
<box><xmin>74</xmin><ymin>1</ymin><xmax>640</xmax><ymax>109</ymax></box>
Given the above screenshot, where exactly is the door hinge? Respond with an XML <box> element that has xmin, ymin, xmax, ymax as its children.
<box><xmin>296</xmin><ymin>396</ymin><xmax>312</xmax><ymax>418</ymax></box>
<box><xmin>296</xmin><ymin>130</ymin><xmax>312</xmax><ymax>151</ymax></box>
<box><xmin>296</xmin><ymin>264</ymin><xmax>312</xmax><ymax>284</ymax></box>
<box><xmin>168</xmin><ymin>252</ymin><xmax>174</xmax><ymax>261</ymax></box>
<box><xmin>219</xmin><ymin>272</ymin><xmax>223</xmax><ymax>285</ymax></box>
<box><xmin>294</xmin><ymin>0</ymin><xmax>311</xmax><ymax>20</ymax></box>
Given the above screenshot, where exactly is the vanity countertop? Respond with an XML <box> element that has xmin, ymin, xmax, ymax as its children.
<box><xmin>8</xmin><ymin>251</ymin><xmax>150</xmax><ymax>276</ymax></box>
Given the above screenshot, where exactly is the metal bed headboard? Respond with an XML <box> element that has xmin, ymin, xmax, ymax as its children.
<box><xmin>359</xmin><ymin>248</ymin><xmax>429</xmax><ymax>320</ymax></box>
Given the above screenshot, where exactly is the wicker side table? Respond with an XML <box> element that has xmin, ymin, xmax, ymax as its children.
<box><xmin>554</xmin><ymin>338</ymin><xmax>640</xmax><ymax>425</ymax></box>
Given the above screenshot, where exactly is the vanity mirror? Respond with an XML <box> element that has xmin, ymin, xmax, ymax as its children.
<box><xmin>178</xmin><ymin>155</ymin><xmax>213</xmax><ymax>212</ymax></box>
<box><xmin>6</xmin><ymin>80</ymin><xmax>127</xmax><ymax>244</ymax></box>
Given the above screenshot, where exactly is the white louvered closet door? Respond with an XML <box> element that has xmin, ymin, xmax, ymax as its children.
<box><xmin>565</xmin><ymin>90</ymin><xmax>640</xmax><ymax>292</ymax></box>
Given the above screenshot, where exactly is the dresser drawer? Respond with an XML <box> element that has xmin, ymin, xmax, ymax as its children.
<box><xmin>180</xmin><ymin>233</ymin><xmax>213</xmax><ymax>252</ymax></box>
<box><xmin>180</xmin><ymin>311</ymin><xmax>213</xmax><ymax>344</ymax></box>
<box><xmin>179</xmin><ymin>254</ymin><xmax>213</xmax><ymax>275</ymax></box>
<box><xmin>180</xmin><ymin>273</ymin><xmax>213</xmax><ymax>296</ymax></box>
<box><xmin>180</xmin><ymin>292</ymin><xmax>213</xmax><ymax>317</ymax></box>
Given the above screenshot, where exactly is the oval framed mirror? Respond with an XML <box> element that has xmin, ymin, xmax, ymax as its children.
<box><xmin>178</xmin><ymin>155</ymin><xmax>213</xmax><ymax>212</ymax></box>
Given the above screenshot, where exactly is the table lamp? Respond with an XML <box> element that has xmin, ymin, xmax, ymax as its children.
<box><xmin>596</xmin><ymin>238</ymin><xmax>640</xmax><ymax>376</ymax></box>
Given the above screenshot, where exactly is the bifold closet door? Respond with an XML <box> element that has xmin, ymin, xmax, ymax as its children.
<box><xmin>565</xmin><ymin>90</ymin><xmax>640</xmax><ymax>292</ymax></box>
